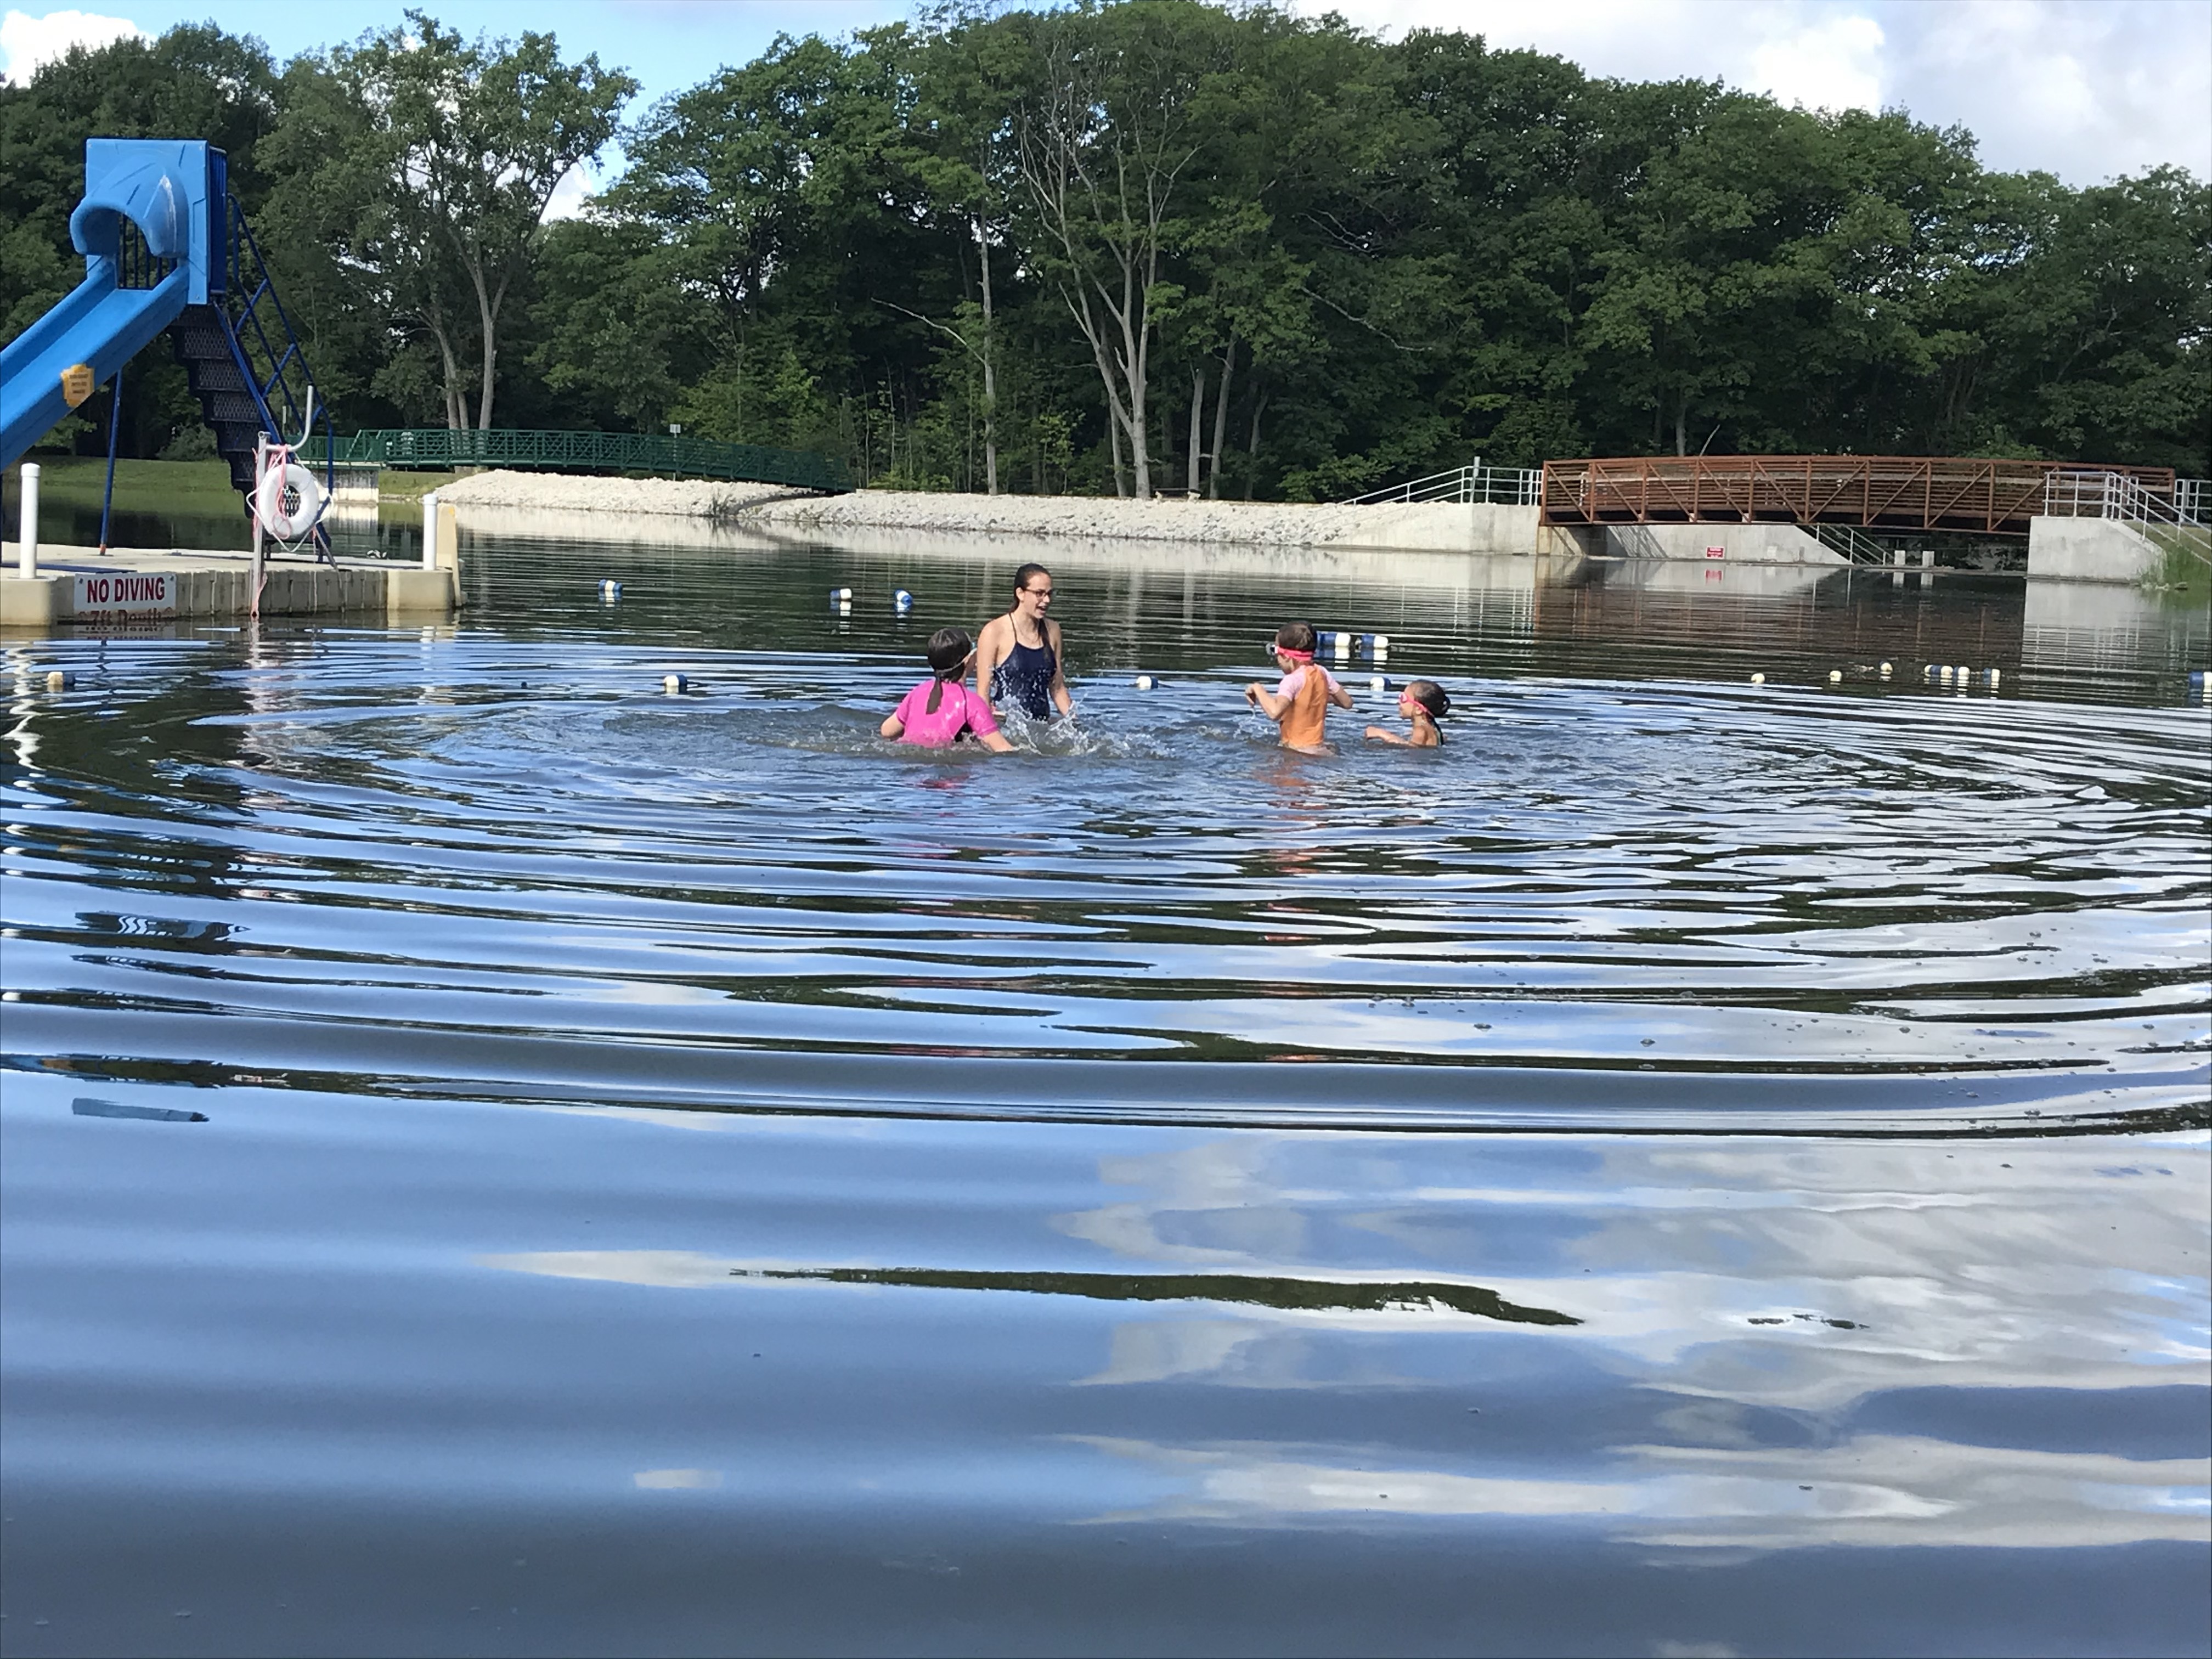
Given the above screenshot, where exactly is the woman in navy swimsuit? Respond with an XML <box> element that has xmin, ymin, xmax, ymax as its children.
<box><xmin>974</xmin><ymin>562</ymin><xmax>1073</xmax><ymax>722</ymax></box>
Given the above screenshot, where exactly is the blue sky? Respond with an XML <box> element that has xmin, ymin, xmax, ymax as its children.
<box><xmin>5</xmin><ymin>0</ymin><xmax>2208</xmax><ymax>200</ymax></box>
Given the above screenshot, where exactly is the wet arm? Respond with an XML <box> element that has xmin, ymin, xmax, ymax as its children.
<box><xmin>1048</xmin><ymin>621</ymin><xmax>1074</xmax><ymax>716</ymax></box>
<box><xmin>973</xmin><ymin>620</ymin><xmax>1007</xmax><ymax>715</ymax></box>
<box><xmin>879</xmin><ymin>714</ymin><xmax>905</xmax><ymax>740</ymax></box>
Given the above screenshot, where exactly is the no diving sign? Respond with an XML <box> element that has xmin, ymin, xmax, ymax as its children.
<box><xmin>74</xmin><ymin>572</ymin><xmax>176</xmax><ymax>618</ymax></box>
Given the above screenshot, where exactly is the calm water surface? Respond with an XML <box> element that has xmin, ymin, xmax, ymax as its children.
<box><xmin>3</xmin><ymin>528</ymin><xmax>2207</xmax><ymax>1656</ymax></box>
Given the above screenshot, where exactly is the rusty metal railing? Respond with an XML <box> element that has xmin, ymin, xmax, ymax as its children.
<box><xmin>1539</xmin><ymin>455</ymin><xmax>2178</xmax><ymax>536</ymax></box>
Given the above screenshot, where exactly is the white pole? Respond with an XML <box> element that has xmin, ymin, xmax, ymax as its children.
<box><xmin>16</xmin><ymin>463</ymin><xmax>37</xmax><ymax>579</ymax></box>
<box><xmin>250</xmin><ymin>435</ymin><xmax>266</xmax><ymax>618</ymax></box>
<box><xmin>421</xmin><ymin>492</ymin><xmax>439</xmax><ymax>570</ymax></box>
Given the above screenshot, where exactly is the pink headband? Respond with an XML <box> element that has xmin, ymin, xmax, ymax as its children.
<box><xmin>1275</xmin><ymin>647</ymin><xmax>1313</xmax><ymax>661</ymax></box>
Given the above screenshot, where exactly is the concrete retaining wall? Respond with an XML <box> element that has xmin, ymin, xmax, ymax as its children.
<box><xmin>1318</xmin><ymin>502</ymin><xmax>1540</xmax><ymax>554</ymax></box>
<box><xmin>1541</xmin><ymin>521</ymin><xmax>1846</xmax><ymax>565</ymax></box>
<box><xmin>1</xmin><ymin>550</ymin><xmax>459</xmax><ymax>629</ymax></box>
<box><xmin>2026</xmin><ymin>517</ymin><xmax>2160</xmax><ymax>583</ymax></box>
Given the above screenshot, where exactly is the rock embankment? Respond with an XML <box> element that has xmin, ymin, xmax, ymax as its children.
<box><xmin>431</xmin><ymin>471</ymin><xmax>1404</xmax><ymax>548</ymax></box>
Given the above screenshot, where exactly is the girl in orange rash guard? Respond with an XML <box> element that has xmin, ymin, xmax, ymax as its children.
<box><xmin>1244</xmin><ymin>621</ymin><xmax>1354</xmax><ymax>751</ymax></box>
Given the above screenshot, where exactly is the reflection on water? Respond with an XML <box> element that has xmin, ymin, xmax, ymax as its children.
<box><xmin>1</xmin><ymin>533</ymin><xmax>2205</xmax><ymax>1656</ymax></box>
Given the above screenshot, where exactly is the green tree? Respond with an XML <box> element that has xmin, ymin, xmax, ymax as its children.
<box><xmin>268</xmin><ymin>10</ymin><xmax>633</xmax><ymax>430</ymax></box>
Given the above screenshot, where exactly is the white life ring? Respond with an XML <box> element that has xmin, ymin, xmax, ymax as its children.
<box><xmin>255</xmin><ymin>461</ymin><xmax>325</xmax><ymax>539</ymax></box>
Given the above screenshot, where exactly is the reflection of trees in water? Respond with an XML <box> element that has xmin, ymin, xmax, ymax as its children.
<box><xmin>734</xmin><ymin>1265</ymin><xmax>1576</xmax><ymax>1325</ymax></box>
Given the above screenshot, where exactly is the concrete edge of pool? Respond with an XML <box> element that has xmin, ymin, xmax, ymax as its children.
<box><xmin>0</xmin><ymin>540</ymin><xmax>460</xmax><ymax>628</ymax></box>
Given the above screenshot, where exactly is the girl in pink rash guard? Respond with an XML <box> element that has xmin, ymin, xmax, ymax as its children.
<box><xmin>881</xmin><ymin>628</ymin><xmax>1015</xmax><ymax>752</ymax></box>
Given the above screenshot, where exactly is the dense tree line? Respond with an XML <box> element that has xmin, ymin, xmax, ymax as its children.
<box><xmin>4</xmin><ymin>2</ymin><xmax>2205</xmax><ymax>496</ymax></box>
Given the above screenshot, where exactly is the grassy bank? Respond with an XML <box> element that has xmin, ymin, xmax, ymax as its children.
<box><xmin>18</xmin><ymin>455</ymin><xmax>241</xmax><ymax>511</ymax></box>
<box><xmin>2142</xmin><ymin>526</ymin><xmax>2212</xmax><ymax>605</ymax></box>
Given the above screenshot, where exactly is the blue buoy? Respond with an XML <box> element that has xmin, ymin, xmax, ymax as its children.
<box><xmin>663</xmin><ymin>673</ymin><xmax>687</xmax><ymax>695</ymax></box>
<box><xmin>894</xmin><ymin>589</ymin><xmax>913</xmax><ymax>613</ymax></box>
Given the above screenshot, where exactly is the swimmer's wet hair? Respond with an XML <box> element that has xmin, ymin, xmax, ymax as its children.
<box><xmin>924</xmin><ymin>628</ymin><xmax>972</xmax><ymax>714</ymax></box>
<box><xmin>1406</xmin><ymin>679</ymin><xmax>1451</xmax><ymax>719</ymax></box>
<box><xmin>1012</xmin><ymin>562</ymin><xmax>1052</xmax><ymax>600</ymax></box>
<box><xmin>1274</xmin><ymin>621</ymin><xmax>1317</xmax><ymax>654</ymax></box>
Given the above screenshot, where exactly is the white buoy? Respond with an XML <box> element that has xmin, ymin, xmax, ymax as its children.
<box><xmin>1955</xmin><ymin>665</ymin><xmax>1968</xmax><ymax>681</ymax></box>
<box><xmin>894</xmin><ymin>589</ymin><xmax>913</xmax><ymax>613</ymax></box>
<box><xmin>1370</xmin><ymin>675</ymin><xmax>1387</xmax><ymax>694</ymax></box>
<box><xmin>1331</xmin><ymin>631</ymin><xmax>1352</xmax><ymax>659</ymax></box>
<box><xmin>663</xmin><ymin>673</ymin><xmax>687</xmax><ymax>695</ymax></box>
<box><xmin>1134</xmin><ymin>674</ymin><xmax>1155</xmax><ymax>690</ymax></box>
<box><xmin>1828</xmin><ymin>669</ymin><xmax>1842</xmax><ymax>683</ymax></box>
<box><xmin>830</xmin><ymin>586</ymin><xmax>853</xmax><ymax>603</ymax></box>
<box><xmin>1878</xmin><ymin>661</ymin><xmax>1892</xmax><ymax>676</ymax></box>
<box><xmin>45</xmin><ymin>669</ymin><xmax>67</xmax><ymax>690</ymax></box>
<box><xmin>1750</xmin><ymin>673</ymin><xmax>1766</xmax><ymax>685</ymax></box>
<box><xmin>1372</xmin><ymin>634</ymin><xmax>1389</xmax><ymax>661</ymax></box>
<box><xmin>1939</xmin><ymin>665</ymin><xmax>1954</xmax><ymax>682</ymax></box>
<box><xmin>599</xmin><ymin>579</ymin><xmax>620</xmax><ymax>600</ymax></box>
<box><xmin>1923</xmin><ymin>664</ymin><xmax>1936</xmax><ymax>681</ymax></box>
<box><xmin>1985</xmin><ymin>668</ymin><xmax>2001</xmax><ymax>687</ymax></box>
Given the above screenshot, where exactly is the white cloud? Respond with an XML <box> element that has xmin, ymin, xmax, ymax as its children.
<box><xmin>0</xmin><ymin>7</ymin><xmax>148</xmax><ymax>86</ymax></box>
<box><xmin>543</xmin><ymin>157</ymin><xmax>606</xmax><ymax>223</ymax></box>
<box><xmin>1299</xmin><ymin>0</ymin><xmax>2211</xmax><ymax>184</ymax></box>
<box><xmin>1751</xmin><ymin>14</ymin><xmax>1883</xmax><ymax>113</ymax></box>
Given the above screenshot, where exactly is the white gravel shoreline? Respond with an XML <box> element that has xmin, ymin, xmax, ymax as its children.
<box><xmin>432</xmin><ymin>471</ymin><xmax>1422</xmax><ymax>549</ymax></box>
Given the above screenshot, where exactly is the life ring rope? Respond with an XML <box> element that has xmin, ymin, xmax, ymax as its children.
<box><xmin>255</xmin><ymin>445</ymin><xmax>326</xmax><ymax>541</ymax></box>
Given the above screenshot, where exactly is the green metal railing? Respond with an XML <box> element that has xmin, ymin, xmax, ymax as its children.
<box><xmin>308</xmin><ymin>428</ymin><xmax>852</xmax><ymax>493</ymax></box>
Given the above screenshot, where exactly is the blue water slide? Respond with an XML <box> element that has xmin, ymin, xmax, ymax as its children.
<box><xmin>1</xmin><ymin>139</ymin><xmax>217</xmax><ymax>470</ymax></box>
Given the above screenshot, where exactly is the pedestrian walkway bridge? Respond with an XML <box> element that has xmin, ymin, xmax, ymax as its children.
<box><xmin>1539</xmin><ymin>455</ymin><xmax>2180</xmax><ymax>537</ymax></box>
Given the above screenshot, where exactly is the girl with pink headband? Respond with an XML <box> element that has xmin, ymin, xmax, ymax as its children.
<box><xmin>1244</xmin><ymin>621</ymin><xmax>1353</xmax><ymax>751</ymax></box>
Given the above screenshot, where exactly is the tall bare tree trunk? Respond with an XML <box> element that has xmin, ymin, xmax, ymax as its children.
<box><xmin>1207</xmin><ymin>338</ymin><xmax>1235</xmax><ymax>499</ymax></box>
<box><xmin>469</xmin><ymin>264</ymin><xmax>508</xmax><ymax>431</ymax></box>
<box><xmin>977</xmin><ymin>219</ymin><xmax>998</xmax><ymax>496</ymax></box>
<box><xmin>1673</xmin><ymin>391</ymin><xmax>1687</xmax><ymax>457</ymax></box>
<box><xmin>1187</xmin><ymin>366</ymin><xmax>1204</xmax><ymax>496</ymax></box>
<box><xmin>428</xmin><ymin>319</ymin><xmax>465</xmax><ymax>431</ymax></box>
<box><xmin>1244</xmin><ymin>391</ymin><xmax>1267</xmax><ymax>501</ymax></box>
<box><xmin>1108</xmin><ymin>404</ymin><xmax>1128</xmax><ymax>498</ymax></box>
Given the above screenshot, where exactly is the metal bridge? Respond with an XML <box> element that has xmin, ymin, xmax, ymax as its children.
<box><xmin>313</xmin><ymin>428</ymin><xmax>852</xmax><ymax>494</ymax></box>
<box><xmin>1539</xmin><ymin>455</ymin><xmax>2179</xmax><ymax>537</ymax></box>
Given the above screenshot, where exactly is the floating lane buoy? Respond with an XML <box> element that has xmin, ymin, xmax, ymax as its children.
<box><xmin>1372</xmin><ymin>634</ymin><xmax>1389</xmax><ymax>662</ymax></box>
<box><xmin>663</xmin><ymin>673</ymin><xmax>687</xmax><ymax>695</ymax></box>
<box><xmin>1134</xmin><ymin>674</ymin><xmax>1155</xmax><ymax>690</ymax></box>
<box><xmin>46</xmin><ymin>669</ymin><xmax>68</xmax><ymax>690</ymax></box>
<box><xmin>1939</xmin><ymin>664</ymin><xmax>1954</xmax><ymax>682</ymax></box>
<box><xmin>1879</xmin><ymin>661</ymin><xmax>1892</xmax><ymax>677</ymax></box>
<box><xmin>599</xmin><ymin>579</ymin><xmax>620</xmax><ymax>600</ymax></box>
<box><xmin>1828</xmin><ymin>669</ymin><xmax>1842</xmax><ymax>683</ymax></box>
<box><xmin>1370</xmin><ymin>675</ymin><xmax>1388</xmax><ymax>694</ymax></box>
<box><xmin>894</xmin><ymin>589</ymin><xmax>913</xmax><ymax>613</ymax></box>
<box><xmin>1985</xmin><ymin>668</ymin><xmax>2001</xmax><ymax>687</ymax></box>
<box><xmin>1750</xmin><ymin>673</ymin><xmax>1766</xmax><ymax>685</ymax></box>
<box><xmin>830</xmin><ymin>586</ymin><xmax>853</xmax><ymax>602</ymax></box>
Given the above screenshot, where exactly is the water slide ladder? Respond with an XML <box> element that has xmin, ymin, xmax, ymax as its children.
<box><xmin>1</xmin><ymin>139</ymin><xmax>334</xmax><ymax>549</ymax></box>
